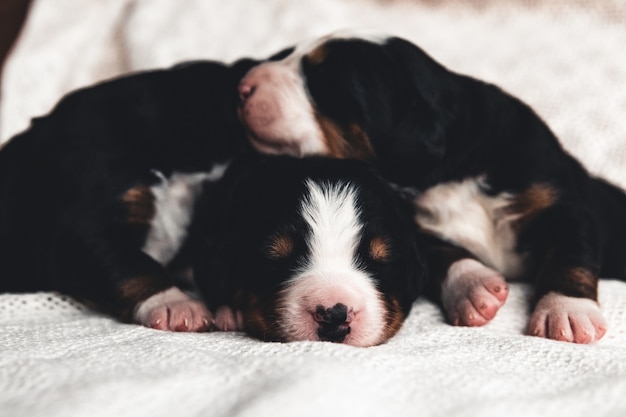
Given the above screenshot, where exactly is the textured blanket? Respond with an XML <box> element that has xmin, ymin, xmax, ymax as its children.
<box><xmin>1</xmin><ymin>1</ymin><xmax>626</xmax><ymax>416</ymax></box>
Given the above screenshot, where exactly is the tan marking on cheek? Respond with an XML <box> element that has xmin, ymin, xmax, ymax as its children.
<box><xmin>346</xmin><ymin>123</ymin><xmax>376</xmax><ymax>160</ymax></box>
<box><xmin>380</xmin><ymin>297</ymin><xmax>406</xmax><ymax>343</ymax></box>
<box><xmin>235</xmin><ymin>292</ymin><xmax>281</xmax><ymax>341</ymax></box>
<box><xmin>268</xmin><ymin>235</ymin><xmax>294</xmax><ymax>259</ymax></box>
<box><xmin>121</xmin><ymin>185</ymin><xmax>155</xmax><ymax>225</ymax></box>
<box><xmin>315</xmin><ymin>114</ymin><xmax>377</xmax><ymax>160</ymax></box>
<box><xmin>370</xmin><ymin>236</ymin><xmax>391</xmax><ymax>262</ymax></box>
<box><xmin>316</xmin><ymin>113</ymin><xmax>351</xmax><ymax>158</ymax></box>
<box><xmin>306</xmin><ymin>45</ymin><xmax>328</xmax><ymax>64</ymax></box>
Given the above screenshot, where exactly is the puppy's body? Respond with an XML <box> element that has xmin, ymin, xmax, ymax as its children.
<box><xmin>238</xmin><ymin>34</ymin><xmax>626</xmax><ymax>343</ymax></box>
<box><xmin>0</xmin><ymin>59</ymin><xmax>257</xmax><ymax>328</ymax></box>
<box><xmin>193</xmin><ymin>155</ymin><xmax>425</xmax><ymax>346</ymax></box>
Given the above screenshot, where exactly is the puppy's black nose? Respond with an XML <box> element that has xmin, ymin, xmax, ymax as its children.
<box><xmin>314</xmin><ymin>303</ymin><xmax>351</xmax><ymax>343</ymax></box>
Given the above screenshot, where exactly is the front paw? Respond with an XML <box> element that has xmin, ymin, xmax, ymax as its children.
<box><xmin>214</xmin><ymin>306</ymin><xmax>244</xmax><ymax>331</ymax></box>
<box><xmin>527</xmin><ymin>292</ymin><xmax>607</xmax><ymax>344</ymax></box>
<box><xmin>442</xmin><ymin>259</ymin><xmax>509</xmax><ymax>327</ymax></box>
<box><xmin>134</xmin><ymin>287</ymin><xmax>213</xmax><ymax>332</ymax></box>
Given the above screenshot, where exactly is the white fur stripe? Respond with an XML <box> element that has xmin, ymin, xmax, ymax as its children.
<box><xmin>299</xmin><ymin>179</ymin><xmax>362</xmax><ymax>271</ymax></box>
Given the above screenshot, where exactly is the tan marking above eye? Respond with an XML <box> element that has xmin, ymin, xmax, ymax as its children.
<box><xmin>306</xmin><ymin>45</ymin><xmax>328</xmax><ymax>64</ymax></box>
<box><xmin>370</xmin><ymin>236</ymin><xmax>391</xmax><ymax>262</ymax></box>
<box><xmin>268</xmin><ymin>234</ymin><xmax>294</xmax><ymax>259</ymax></box>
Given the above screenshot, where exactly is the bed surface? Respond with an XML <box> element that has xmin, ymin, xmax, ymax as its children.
<box><xmin>1</xmin><ymin>1</ymin><xmax>626</xmax><ymax>416</ymax></box>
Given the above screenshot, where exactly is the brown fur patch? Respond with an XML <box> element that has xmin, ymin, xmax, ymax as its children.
<box><xmin>234</xmin><ymin>291</ymin><xmax>279</xmax><ymax>341</ymax></box>
<box><xmin>268</xmin><ymin>235</ymin><xmax>294</xmax><ymax>259</ymax></box>
<box><xmin>115</xmin><ymin>275</ymin><xmax>167</xmax><ymax>321</ymax></box>
<box><xmin>121</xmin><ymin>185</ymin><xmax>155</xmax><ymax>225</ymax></box>
<box><xmin>316</xmin><ymin>114</ymin><xmax>352</xmax><ymax>158</ymax></box>
<box><xmin>315</xmin><ymin>113</ymin><xmax>376</xmax><ymax>160</ymax></box>
<box><xmin>537</xmin><ymin>256</ymin><xmax>599</xmax><ymax>301</ymax></box>
<box><xmin>346</xmin><ymin>123</ymin><xmax>376</xmax><ymax>160</ymax></box>
<box><xmin>370</xmin><ymin>236</ymin><xmax>391</xmax><ymax>262</ymax></box>
<box><xmin>508</xmin><ymin>183</ymin><xmax>558</xmax><ymax>229</ymax></box>
<box><xmin>380</xmin><ymin>297</ymin><xmax>406</xmax><ymax>343</ymax></box>
<box><xmin>306</xmin><ymin>45</ymin><xmax>328</xmax><ymax>64</ymax></box>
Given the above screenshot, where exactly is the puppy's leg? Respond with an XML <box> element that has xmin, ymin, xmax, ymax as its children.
<box><xmin>528</xmin><ymin>263</ymin><xmax>606</xmax><ymax>343</ymax></box>
<box><xmin>133</xmin><ymin>286</ymin><xmax>212</xmax><ymax>332</ymax></box>
<box><xmin>213</xmin><ymin>305</ymin><xmax>244</xmax><ymax>331</ymax></box>
<box><xmin>526</xmin><ymin>206</ymin><xmax>606</xmax><ymax>344</ymax></box>
<box><xmin>425</xmin><ymin>238</ymin><xmax>509</xmax><ymax>326</ymax></box>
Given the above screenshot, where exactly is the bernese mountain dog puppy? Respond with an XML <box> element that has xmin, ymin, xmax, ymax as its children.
<box><xmin>238</xmin><ymin>33</ymin><xmax>626</xmax><ymax>343</ymax></box>
<box><xmin>0</xmin><ymin>58</ymin><xmax>259</xmax><ymax>331</ymax></box>
<box><xmin>191</xmin><ymin>155</ymin><xmax>425</xmax><ymax>346</ymax></box>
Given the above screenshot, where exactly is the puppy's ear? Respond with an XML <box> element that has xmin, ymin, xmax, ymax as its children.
<box><xmin>382</xmin><ymin>37</ymin><xmax>452</xmax><ymax>161</ymax></box>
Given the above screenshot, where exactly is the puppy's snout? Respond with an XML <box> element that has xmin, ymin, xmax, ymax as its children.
<box><xmin>238</xmin><ymin>82</ymin><xmax>255</xmax><ymax>102</ymax></box>
<box><xmin>313</xmin><ymin>303</ymin><xmax>353</xmax><ymax>343</ymax></box>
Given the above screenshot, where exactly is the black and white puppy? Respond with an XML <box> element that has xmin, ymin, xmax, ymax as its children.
<box><xmin>0</xmin><ymin>58</ymin><xmax>258</xmax><ymax>331</ymax></box>
<box><xmin>192</xmin><ymin>155</ymin><xmax>425</xmax><ymax>346</ymax></box>
<box><xmin>238</xmin><ymin>33</ymin><xmax>626</xmax><ymax>343</ymax></box>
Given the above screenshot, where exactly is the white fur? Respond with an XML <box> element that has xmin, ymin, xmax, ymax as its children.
<box><xmin>442</xmin><ymin>259</ymin><xmax>496</xmax><ymax>309</ymax></box>
<box><xmin>529</xmin><ymin>291</ymin><xmax>606</xmax><ymax>343</ymax></box>
<box><xmin>239</xmin><ymin>58</ymin><xmax>326</xmax><ymax>156</ymax></box>
<box><xmin>239</xmin><ymin>33</ymin><xmax>388</xmax><ymax>157</ymax></box>
<box><xmin>277</xmin><ymin>180</ymin><xmax>386</xmax><ymax>347</ymax></box>
<box><xmin>133</xmin><ymin>286</ymin><xmax>191</xmax><ymax>324</ymax></box>
<box><xmin>142</xmin><ymin>163</ymin><xmax>229</xmax><ymax>265</ymax></box>
<box><xmin>415</xmin><ymin>177</ymin><xmax>525</xmax><ymax>279</ymax></box>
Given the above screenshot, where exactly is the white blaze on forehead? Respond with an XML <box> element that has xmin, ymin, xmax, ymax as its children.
<box><xmin>276</xmin><ymin>179</ymin><xmax>387</xmax><ymax>347</ymax></box>
<box><xmin>299</xmin><ymin>179</ymin><xmax>363</xmax><ymax>271</ymax></box>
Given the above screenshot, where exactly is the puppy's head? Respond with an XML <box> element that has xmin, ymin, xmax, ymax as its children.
<box><xmin>198</xmin><ymin>156</ymin><xmax>425</xmax><ymax>346</ymax></box>
<box><xmin>238</xmin><ymin>34</ymin><xmax>453</xmax><ymax>184</ymax></box>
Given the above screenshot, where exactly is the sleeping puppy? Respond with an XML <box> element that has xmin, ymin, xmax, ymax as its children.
<box><xmin>237</xmin><ymin>33</ymin><xmax>626</xmax><ymax>343</ymax></box>
<box><xmin>192</xmin><ymin>155</ymin><xmax>425</xmax><ymax>346</ymax></box>
<box><xmin>0</xmin><ymin>58</ymin><xmax>258</xmax><ymax>331</ymax></box>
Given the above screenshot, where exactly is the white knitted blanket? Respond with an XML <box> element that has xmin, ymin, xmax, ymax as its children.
<box><xmin>1</xmin><ymin>1</ymin><xmax>626</xmax><ymax>416</ymax></box>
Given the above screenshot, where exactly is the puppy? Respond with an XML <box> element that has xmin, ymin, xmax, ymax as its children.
<box><xmin>237</xmin><ymin>33</ymin><xmax>626</xmax><ymax>343</ymax></box>
<box><xmin>0</xmin><ymin>58</ymin><xmax>258</xmax><ymax>331</ymax></box>
<box><xmin>192</xmin><ymin>155</ymin><xmax>425</xmax><ymax>346</ymax></box>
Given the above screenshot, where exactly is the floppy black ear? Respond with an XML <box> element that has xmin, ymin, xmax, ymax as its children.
<box><xmin>380</xmin><ymin>37</ymin><xmax>454</xmax><ymax>168</ymax></box>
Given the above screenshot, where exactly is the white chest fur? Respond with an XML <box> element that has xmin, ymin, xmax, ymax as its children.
<box><xmin>414</xmin><ymin>177</ymin><xmax>526</xmax><ymax>279</ymax></box>
<box><xmin>142</xmin><ymin>163</ymin><xmax>229</xmax><ymax>265</ymax></box>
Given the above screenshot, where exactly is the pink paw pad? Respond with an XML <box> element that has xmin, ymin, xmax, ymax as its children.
<box><xmin>527</xmin><ymin>292</ymin><xmax>607</xmax><ymax>344</ymax></box>
<box><xmin>213</xmin><ymin>306</ymin><xmax>244</xmax><ymax>332</ymax></box>
<box><xmin>442</xmin><ymin>259</ymin><xmax>509</xmax><ymax>327</ymax></box>
<box><xmin>134</xmin><ymin>287</ymin><xmax>212</xmax><ymax>332</ymax></box>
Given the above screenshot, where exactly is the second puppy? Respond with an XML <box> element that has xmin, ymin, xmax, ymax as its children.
<box><xmin>193</xmin><ymin>156</ymin><xmax>426</xmax><ymax>346</ymax></box>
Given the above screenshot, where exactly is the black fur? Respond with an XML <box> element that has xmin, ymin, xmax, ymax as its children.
<box><xmin>295</xmin><ymin>37</ymin><xmax>626</xmax><ymax>317</ymax></box>
<box><xmin>0</xmin><ymin>58</ymin><xmax>258</xmax><ymax>319</ymax></box>
<box><xmin>192</xmin><ymin>155</ymin><xmax>426</xmax><ymax>343</ymax></box>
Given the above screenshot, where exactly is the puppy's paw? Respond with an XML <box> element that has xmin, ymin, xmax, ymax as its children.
<box><xmin>134</xmin><ymin>287</ymin><xmax>212</xmax><ymax>332</ymax></box>
<box><xmin>442</xmin><ymin>259</ymin><xmax>509</xmax><ymax>327</ymax></box>
<box><xmin>527</xmin><ymin>292</ymin><xmax>606</xmax><ymax>344</ymax></box>
<box><xmin>214</xmin><ymin>306</ymin><xmax>244</xmax><ymax>332</ymax></box>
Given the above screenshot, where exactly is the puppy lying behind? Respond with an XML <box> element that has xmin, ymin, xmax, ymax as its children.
<box><xmin>0</xmin><ymin>58</ymin><xmax>258</xmax><ymax>331</ymax></box>
<box><xmin>238</xmin><ymin>33</ymin><xmax>626</xmax><ymax>343</ymax></box>
<box><xmin>192</xmin><ymin>155</ymin><xmax>425</xmax><ymax>346</ymax></box>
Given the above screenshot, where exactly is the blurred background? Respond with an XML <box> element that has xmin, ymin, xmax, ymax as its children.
<box><xmin>1</xmin><ymin>0</ymin><xmax>625</xmax><ymax>186</ymax></box>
